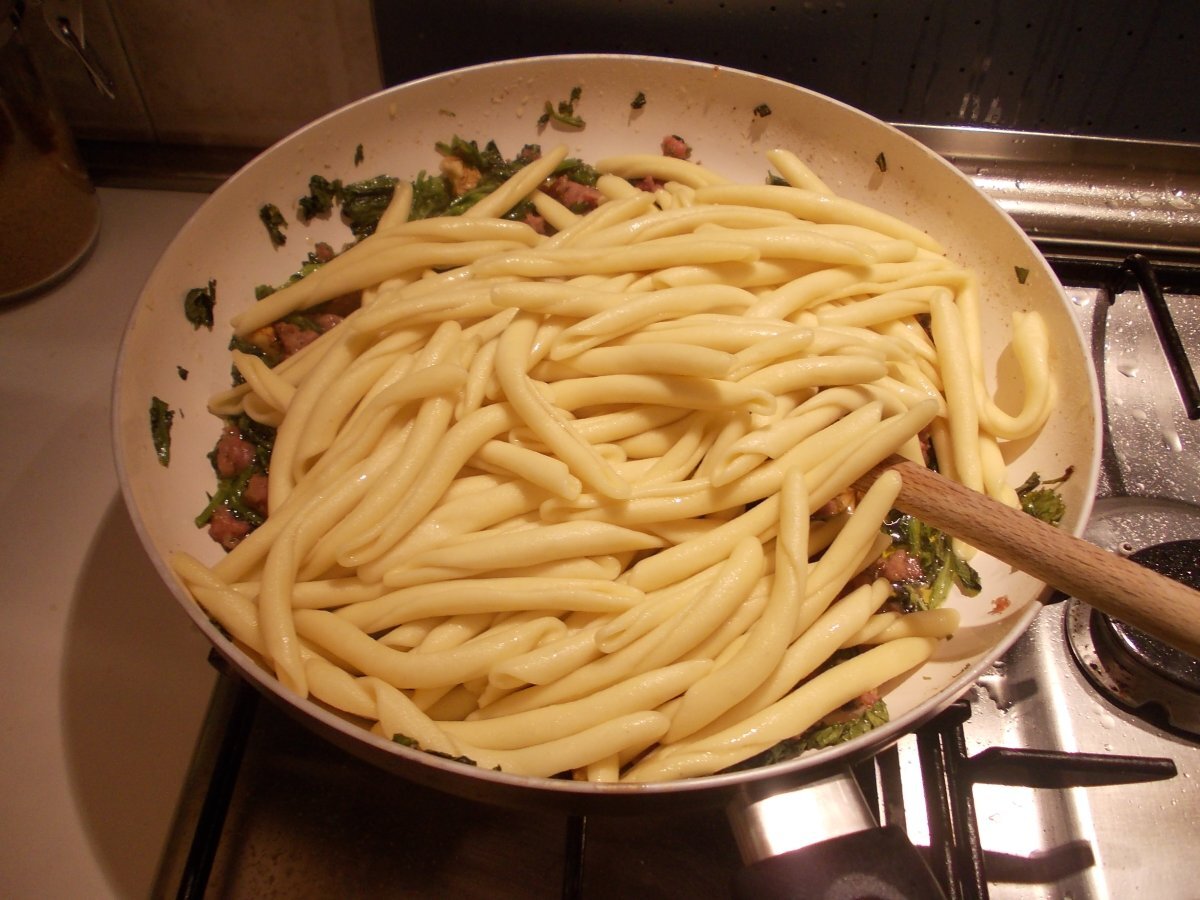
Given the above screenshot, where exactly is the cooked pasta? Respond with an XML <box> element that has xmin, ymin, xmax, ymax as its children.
<box><xmin>171</xmin><ymin>140</ymin><xmax>1054</xmax><ymax>782</ymax></box>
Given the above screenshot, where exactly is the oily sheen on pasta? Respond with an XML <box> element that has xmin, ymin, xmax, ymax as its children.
<box><xmin>171</xmin><ymin>145</ymin><xmax>1055</xmax><ymax>782</ymax></box>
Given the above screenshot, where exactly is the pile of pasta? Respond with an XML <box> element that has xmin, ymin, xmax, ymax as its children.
<box><xmin>171</xmin><ymin>143</ymin><xmax>1055</xmax><ymax>782</ymax></box>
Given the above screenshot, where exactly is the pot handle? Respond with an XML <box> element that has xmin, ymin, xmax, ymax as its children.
<box><xmin>727</xmin><ymin>769</ymin><xmax>946</xmax><ymax>900</ymax></box>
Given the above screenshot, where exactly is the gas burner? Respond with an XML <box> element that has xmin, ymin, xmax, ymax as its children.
<box><xmin>1066</xmin><ymin>497</ymin><xmax>1200</xmax><ymax>736</ymax></box>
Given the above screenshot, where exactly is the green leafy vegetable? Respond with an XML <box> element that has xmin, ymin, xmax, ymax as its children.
<box><xmin>195</xmin><ymin>414</ymin><xmax>275</xmax><ymax>528</ymax></box>
<box><xmin>258</xmin><ymin>203</ymin><xmax>287</xmax><ymax>246</ymax></box>
<box><xmin>149</xmin><ymin>396</ymin><xmax>174</xmax><ymax>466</ymax></box>
<box><xmin>875</xmin><ymin>151</ymin><xmax>888</xmax><ymax>173</ymax></box>
<box><xmin>194</xmin><ymin>464</ymin><xmax>258</xmax><ymax>528</ymax></box>
<box><xmin>227</xmin><ymin>334</ymin><xmax>270</xmax><ymax>377</ymax></box>
<box><xmin>800</xmin><ymin>698</ymin><xmax>890</xmax><ymax>750</ymax></box>
<box><xmin>410</xmin><ymin>169</ymin><xmax>453</xmax><ymax>221</ymax></box>
<box><xmin>538</xmin><ymin>85</ymin><xmax>585</xmax><ymax>128</ymax></box>
<box><xmin>408</xmin><ymin>138</ymin><xmax>545</xmax><ymax>221</ymax></box>
<box><xmin>354</xmin><ymin>143</ymin><xmax>364</xmax><ymax>165</ymax></box>
<box><xmin>631</xmin><ymin>91</ymin><xmax>647</xmax><ymax>109</ymax></box>
<box><xmin>249</xmin><ymin>248</ymin><xmax>330</xmax><ymax>318</ymax></box>
<box><xmin>287</xmin><ymin>250</ymin><xmax>329</xmax><ymax>285</ymax></box>
<box><xmin>340</xmin><ymin>174</ymin><xmax>400</xmax><ymax>238</ymax></box>
<box><xmin>434</xmin><ymin>134</ymin><xmax>493</xmax><ymax>170</ymax></box>
<box><xmin>177</xmin><ymin>366</ymin><xmax>189</xmax><ymax>380</ymax></box>
<box><xmin>1016</xmin><ymin>469</ymin><xmax>1071</xmax><ymax>526</ymax></box>
<box><xmin>296</xmin><ymin>170</ymin><xmax>398</xmax><ymax>236</ymax></box>
<box><xmin>553</xmin><ymin>156</ymin><xmax>600</xmax><ymax>187</ymax></box>
<box><xmin>882</xmin><ymin>512</ymin><xmax>981</xmax><ymax>611</ymax></box>
<box><xmin>392</xmin><ymin>733</ymin><xmax>482</xmax><ymax>767</ymax></box>
<box><xmin>723</xmin><ymin>698</ymin><xmax>889</xmax><ymax>771</ymax></box>
<box><xmin>753</xmin><ymin>103</ymin><xmax>772</xmax><ymax>118</ymax></box>
<box><xmin>235</xmin><ymin>413</ymin><xmax>276</xmax><ymax>467</ymax></box>
<box><xmin>183</xmin><ymin>279</ymin><xmax>216</xmax><ymax>330</ymax></box>
<box><xmin>298</xmin><ymin>174</ymin><xmax>343</xmax><ymax>221</ymax></box>
<box><xmin>1014</xmin><ymin>265</ymin><xmax>1030</xmax><ymax>284</ymax></box>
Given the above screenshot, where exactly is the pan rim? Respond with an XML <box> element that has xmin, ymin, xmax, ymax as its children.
<box><xmin>112</xmin><ymin>51</ymin><xmax>1101</xmax><ymax>806</ymax></box>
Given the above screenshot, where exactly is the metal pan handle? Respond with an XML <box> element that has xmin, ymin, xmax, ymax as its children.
<box><xmin>727</xmin><ymin>770</ymin><xmax>945</xmax><ymax>899</ymax></box>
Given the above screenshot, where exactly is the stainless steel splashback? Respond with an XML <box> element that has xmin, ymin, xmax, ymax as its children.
<box><xmin>374</xmin><ymin>0</ymin><xmax>1199</xmax><ymax>143</ymax></box>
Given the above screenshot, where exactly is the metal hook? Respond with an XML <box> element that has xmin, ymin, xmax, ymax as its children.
<box><xmin>39</xmin><ymin>0</ymin><xmax>115</xmax><ymax>99</ymax></box>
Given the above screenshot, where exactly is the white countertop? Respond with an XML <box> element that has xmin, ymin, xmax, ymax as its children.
<box><xmin>0</xmin><ymin>187</ymin><xmax>217</xmax><ymax>898</ymax></box>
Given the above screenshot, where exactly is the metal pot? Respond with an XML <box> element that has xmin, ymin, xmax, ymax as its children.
<box><xmin>112</xmin><ymin>55</ymin><xmax>1101</xmax><ymax>896</ymax></box>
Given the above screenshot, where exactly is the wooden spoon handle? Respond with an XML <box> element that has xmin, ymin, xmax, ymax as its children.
<box><xmin>855</xmin><ymin>456</ymin><xmax>1200</xmax><ymax>658</ymax></box>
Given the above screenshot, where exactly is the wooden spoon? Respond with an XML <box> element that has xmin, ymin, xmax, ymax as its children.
<box><xmin>855</xmin><ymin>456</ymin><xmax>1200</xmax><ymax>659</ymax></box>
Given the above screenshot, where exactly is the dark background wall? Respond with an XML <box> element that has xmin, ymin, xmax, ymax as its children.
<box><xmin>374</xmin><ymin>0</ymin><xmax>1199</xmax><ymax>143</ymax></box>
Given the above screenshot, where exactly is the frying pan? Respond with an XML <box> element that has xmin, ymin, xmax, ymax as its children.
<box><xmin>112</xmin><ymin>55</ymin><xmax>1101</xmax><ymax>895</ymax></box>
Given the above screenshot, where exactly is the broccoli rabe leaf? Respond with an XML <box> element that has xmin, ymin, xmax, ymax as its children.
<box><xmin>194</xmin><ymin>465</ymin><xmax>258</xmax><ymax>528</ymax></box>
<box><xmin>251</xmin><ymin>249</ymin><xmax>332</xmax><ymax>312</ymax></box>
<box><xmin>435</xmin><ymin>135</ymin><xmax>492</xmax><ymax>171</ymax></box>
<box><xmin>722</xmin><ymin>698</ymin><xmax>890</xmax><ymax>772</ymax></box>
<box><xmin>410</xmin><ymin>170</ymin><xmax>452</xmax><ymax>220</ymax></box>
<box><xmin>1016</xmin><ymin>469</ymin><xmax>1072</xmax><ymax>526</ymax></box>
<box><xmin>340</xmin><ymin>175</ymin><xmax>400</xmax><ymax>238</ymax></box>
<box><xmin>298</xmin><ymin>174</ymin><xmax>343</xmax><ymax>221</ymax></box>
<box><xmin>883</xmin><ymin>512</ymin><xmax>981</xmax><ymax>611</ymax></box>
<box><xmin>195</xmin><ymin>415</ymin><xmax>275</xmax><ymax>527</ymax></box>
<box><xmin>553</xmin><ymin>156</ymin><xmax>600</xmax><ymax>186</ymax></box>
<box><xmin>296</xmin><ymin>170</ymin><xmax>397</xmax><ymax>237</ymax></box>
<box><xmin>227</xmin><ymin>334</ymin><xmax>272</xmax><ymax>379</ymax></box>
<box><xmin>392</xmin><ymin>733</ymin><xmax>483</xmax><ymax>767</ymax></box>
<box><xmin>183</xmin><ymin>279</ymin><xmax>216</xmax><ymax>330</ymax></box>
<box><xmin>409</xmin><ymin>138</ymin><xmax>546</xmax><ymax>221</ymax></box>
<box><xmin>538</xmin><ymin>86</ymin><xmax>585</xmax><ymax>128</ymax></box>
<box><xmin>801</xmin><ymin>699</ymin><xmax>890</xmax><ymax>750</ymax></box>
<box><xmin>258</xmin><ymin>203</ymin><xmax>287</xmax><ymax>246</ymax></box>
<box><xmin>149</xmin><ymin>396</ymin><xmax>174</xmax><ymax>467</ymax></box>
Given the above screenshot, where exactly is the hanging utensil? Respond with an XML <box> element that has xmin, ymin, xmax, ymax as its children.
<box><xmin>36</xmin><ymin>0</ymin><xmax>114</xmax><ymax>98</ymax></box>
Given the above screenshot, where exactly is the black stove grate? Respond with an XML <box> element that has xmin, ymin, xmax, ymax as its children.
<box><xmin>910</xmin><ymin>701</ymin><xmax>1176</xmax><ymax>900</ymax></box>
<box><xmin>1042</xmin><ymin>250</ymin><xmax>1200</xmax><ymax>420</ymax></box>
<box><xmin>170</xmin><ymin>669</ymin><xmax>1178</xmax><ymax>900</ymax></box>
<box><xmin>176</xmin><ymin>668</ymin><xmax>258</xmax><ymax>900</ymax></box>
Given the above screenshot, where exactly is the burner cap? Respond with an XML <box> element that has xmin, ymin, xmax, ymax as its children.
<box><xmin>1066</xmin><ymin>497</ymin><xmax>1200</xmax><ymax>737</ymax></box>
<box><xmin>1102</xmin><ymin>540</ymin><xmax>1200</xmax><ymax>694</ymax></box>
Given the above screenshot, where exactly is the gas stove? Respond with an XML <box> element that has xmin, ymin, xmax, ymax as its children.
<box><xmin>886</xmin><ymin>257</ymin><xmax>1200</xmax><ymax>899</ymax></box>
<box><xmin>147</xmin><ymin>129</ymin><xmax>1200</xmax><ymax>899</ymax></box>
